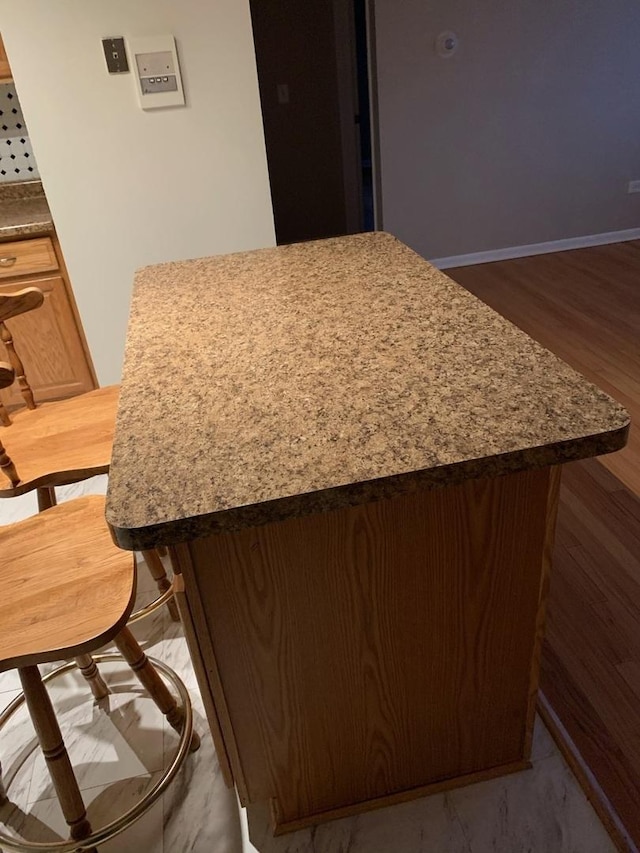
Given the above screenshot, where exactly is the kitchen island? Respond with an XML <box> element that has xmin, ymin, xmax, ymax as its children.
<box><xmin>106</xmin><ymin>232</ymin><xmax>629</xmax><ymax>834</ymax></box>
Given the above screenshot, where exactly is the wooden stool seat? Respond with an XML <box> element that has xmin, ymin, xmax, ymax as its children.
<box><xmin>0</xmin><ymin>370</ymin><xmax>177</xmax><ymax>621</ymax></box>
<box><xmin>0</xmin><ymin>384</ymin><xmax>118</xmax><ymax>497</ymax></box>
<box><xmin>0</xmin><ymin>293</ymin><xmax>177</xmax><ymax>621</ymax></box>
<box><xmin>0</xmin><ymin>494</ymin><xmax>199</xmax><ymax>851</ymax></box>
<box><xmin>0</xmin><ymin>495</ymin><xmax>134</xmax><ymax>671</ymax></box>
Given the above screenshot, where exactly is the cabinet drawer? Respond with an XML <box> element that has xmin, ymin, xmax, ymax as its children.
<box><xmin>0</xmin><ymin>238</ymin><xmax>58</xmax><ymax>280</ymax></box>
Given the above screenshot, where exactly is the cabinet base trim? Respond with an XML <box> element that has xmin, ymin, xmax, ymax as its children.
<box><xmin>269</xmin><ymin>759</ymin><xmax>530</xmax><ymax>836</ymax></box>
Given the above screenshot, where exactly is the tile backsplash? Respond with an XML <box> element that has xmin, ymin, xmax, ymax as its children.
<box><xmin>0</xmin><ymin>82</ymin><xmax>39</xmax><ymax>183</ymax></box>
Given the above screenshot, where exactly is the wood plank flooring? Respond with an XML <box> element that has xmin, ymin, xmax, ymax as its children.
<box><xmin>449</xmin><ymin>241</ymin><xmax>640</xmax><ymax>495</ymax></box>
<box><xmin>447</xmin><ymin>241</ymin><xmax>640</xmax><ymax>851</ymax></box>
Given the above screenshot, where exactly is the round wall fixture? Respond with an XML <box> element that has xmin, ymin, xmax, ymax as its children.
<box><xmin>435</xmin><ymin>31</ymin><xmax>459</xmax><ymax>58</ymax></box>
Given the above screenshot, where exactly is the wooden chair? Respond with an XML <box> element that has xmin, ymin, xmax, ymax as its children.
<box><xmin>0</xmin><ymin>288</ymin><xmax>177</xmax><ymax>620</ymax></box>
<box><xmin>0</xmin><ymin>495</ymin><xmax>200</xmax><ymax>852</ymax></box>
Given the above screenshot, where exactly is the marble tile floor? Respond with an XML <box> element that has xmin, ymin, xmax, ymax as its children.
<box><xmin>0</xmin><ymin>479</ymin><xmax>617</xmax><ymax>853</ymax></box>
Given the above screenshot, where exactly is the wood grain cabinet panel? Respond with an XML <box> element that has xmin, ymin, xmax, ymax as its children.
<box><xmin>0</xmin><ymin>35</ymin><xmax>11</xmax><ymax>81</ymax></box>
<box><xmin>176</xmin><ymin>466</ymin><xmax>559</xmax><ymax>832</ymax></box>
<box><xmin>0</xmin><ymin>274</ymin><xmax>95</xmax><ymax>407</ymax></box>
<box><xmin>0</xmin><ymin>238</ymin><xmax>58</xmax><ymax>280</ymax></box>
<box><xmin>0</xmin><ymin>234</ymin><xmax>96</xmax><ymax>407</ymax></box>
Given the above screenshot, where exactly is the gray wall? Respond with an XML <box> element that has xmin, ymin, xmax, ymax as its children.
<box><xmin>374</xmin><ymin>0</ymin><xmax>640</xmax><ymax>260</ymax></box>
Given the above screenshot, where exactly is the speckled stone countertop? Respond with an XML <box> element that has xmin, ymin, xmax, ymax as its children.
<box><xmin>106</xmin><ymin>232</ymin><xmax>630</xmax><ymax>550</ymax></box>
<box><xmin>0</xmin><ymin>181</ymin><xmax>52</xmax><ymax>239</ymax></box>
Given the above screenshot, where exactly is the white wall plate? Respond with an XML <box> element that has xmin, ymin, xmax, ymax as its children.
<box><xmin>128</xmin><ymin>35</ymin><xmax>185</xmax><ymax>110</ymax></box>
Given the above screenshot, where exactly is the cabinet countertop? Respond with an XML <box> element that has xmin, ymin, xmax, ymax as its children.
<box><xmin>106</xmin><ymin>231</ymin><xmax>629</xmax><ymax>550</ymax></box>
<box><xmin>0</xmin><ymin>182</ymin><xmax>53</xmax><ymax>240</ymax></box>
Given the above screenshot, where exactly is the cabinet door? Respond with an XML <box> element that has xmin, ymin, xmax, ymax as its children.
<box><xmin>0</xmin><ymin>275</ymin><xmax>95</xmax><ymax>407</ymax></box>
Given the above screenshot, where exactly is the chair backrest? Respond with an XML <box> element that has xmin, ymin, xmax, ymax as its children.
<box><xmin>0</xmin><ymin>361</ymin><xmax>19</xmax><ymax>486</ymax></box>
<box><xmin>0</xmin><ymin>286</ymin><xmax>45</xmax><ymax>426</ymax></box>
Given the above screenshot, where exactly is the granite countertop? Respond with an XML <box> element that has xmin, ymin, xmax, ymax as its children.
<box><xmin>106</xmin><ymin>232</ymin><xmax>630</xmax><ymax>550</ymax></box>
<box><xmin>0</xmin><ymin>181</ymin><xmax>53</xmax><ymax>239</ymax></box>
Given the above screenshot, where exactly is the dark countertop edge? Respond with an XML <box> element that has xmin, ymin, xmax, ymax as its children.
<box><xmin>106</xmin><ymin>419</ymin><xmax>630</xmax><ymax>552</ymax></box>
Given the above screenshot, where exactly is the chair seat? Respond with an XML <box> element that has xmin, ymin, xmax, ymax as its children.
<box><xmin>0</xmin><ymin>384</ymin><xmax>119</xmax><ymax>497</ymax></box>
<box><xmin>0</xmin><ymin>495</ymin><xmax>135</xmax><ymax>672</ymax></box>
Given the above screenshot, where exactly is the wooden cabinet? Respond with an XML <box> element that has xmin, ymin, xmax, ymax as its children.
<box><xmin>0</xmin><ymin>234</ymin><xmax>96</xmax><ymax>408</ymax></box>
<box><xmin>168</xmin><ymin>466</ymin><xmax>559</xmax><ymax>833</ymax></box>
<box><xmin>0</xmin><ymin>35</ymin><xmax>11</xmax><ymax>82</ymax></box>
<box><xmin>0</xmin><ymin>237</ymin><xmax>57</xmax><ymax>279</ymax></box>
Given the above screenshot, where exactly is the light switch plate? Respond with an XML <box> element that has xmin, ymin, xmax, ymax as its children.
<box><xmin>128</xmin><ymin>35</ymin><xmax>185</xmax><ymax>110</ymax></box>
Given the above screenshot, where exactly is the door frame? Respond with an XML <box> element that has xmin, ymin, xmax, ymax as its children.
<box><xmin>332</xmin><ymin>0</ymin><xmax>363</xmax><ymax>233</ymax></box>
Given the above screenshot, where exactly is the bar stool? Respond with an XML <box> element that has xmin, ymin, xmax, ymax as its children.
<box><xmin>0</xmin><ymin>289</ymin><xmax>177</xmax><ymax>621</ymax></box>
<box><xmin>0</xmin><ymin>494</ymin><xmax>200</xmax><ymax>851</ymax></box>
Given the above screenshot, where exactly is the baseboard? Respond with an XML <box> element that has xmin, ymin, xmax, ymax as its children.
<box><xmin>270</xmin><ymin>759</ymin><xmax>529</xmax><ymax>836</ymax></box>
<box><xmin>430</xmin><ymin>228</ymin><xmax>640</xmax><ymax>270</ymax></box>
<box><xmin>537</xmin><ymin>691</ymin><xmax>638</xmax><ymax>853</ymax></box>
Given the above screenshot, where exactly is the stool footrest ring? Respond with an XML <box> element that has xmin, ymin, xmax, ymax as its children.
<box><xmin>127</xmin><ymin>582</ymin><xmax>176</xmax><ymax>625</ymax></box>
<box><xmin>0</xmin><ymin>653</ymin><xmax>195</xmax><ymax>852</ymax></box>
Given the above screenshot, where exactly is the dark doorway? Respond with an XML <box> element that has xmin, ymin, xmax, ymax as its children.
<box><xmin>354</xmin><ymin>0</ymin><xmax>374</xmax><ymax>231</ymax></box>
<box><xmin>249</xmin><ymin>0</ymin><xmax>374</xmax><ymax>245</ymax></box>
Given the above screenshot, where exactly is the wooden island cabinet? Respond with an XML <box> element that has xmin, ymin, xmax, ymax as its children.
<box><xmin>106</xmin><ymin>233</ymin><xmax>629</xmax><ymax>835</ymax></box>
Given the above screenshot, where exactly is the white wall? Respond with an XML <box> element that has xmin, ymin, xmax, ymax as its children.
<box><xmin>0</xmin><ymin>0</ymin><xmax>275</xmax><ymax>384</ymax></box>
<box><xmin>374</xmin><ymin>0</ymin><xmax>640</xmax><ymax>261</ymax></box>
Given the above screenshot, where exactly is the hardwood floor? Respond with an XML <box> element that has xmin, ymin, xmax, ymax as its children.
<box><xmin>447</xmin><ymin>241</ymin><xmax>640</xmax><ymax>852</ymax></box>
<box><xmin>449</xmin><ymin>241</ymin><xmax>640</xmax><ymax>495</ymax></box>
